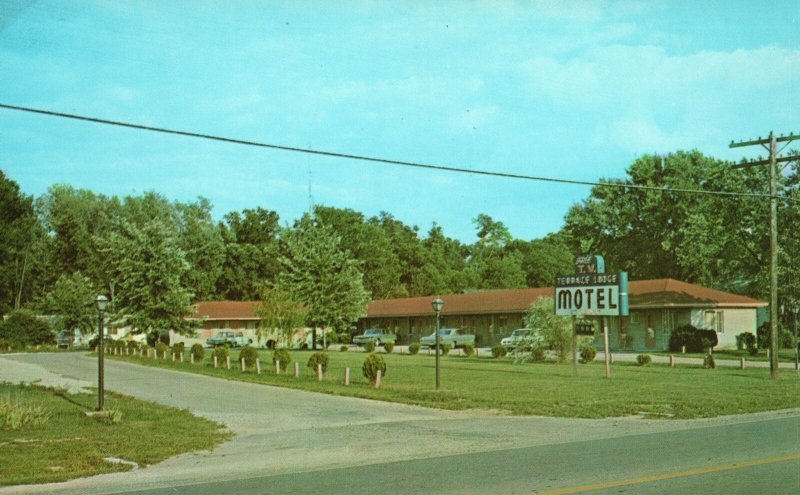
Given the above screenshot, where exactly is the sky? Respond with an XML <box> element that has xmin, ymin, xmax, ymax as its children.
<box><xmin>1</xmin><ymin>1</ymin><xmax>798</xmax><ymax>242</ymax></box>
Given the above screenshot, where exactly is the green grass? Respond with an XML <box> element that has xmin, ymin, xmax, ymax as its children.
<box><xmin>0</xmin><ymin>382</ymin><xmax>230</xmax><ymax>486</ymax></box>
<box><xmin>108</xmin><ymin>348</ymin><xmax>800</xmax><ymax>420</ymax></box>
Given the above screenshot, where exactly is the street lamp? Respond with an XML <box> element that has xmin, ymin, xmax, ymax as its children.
<box><xmin>431</xmin><ymin>297</ymin><xmax>444</xmax><ymax>391</ymax></box>
<box><xmin>95</xmin><ymin>295</ymin><xmax>108</xmax><ymax>411</ymax></box>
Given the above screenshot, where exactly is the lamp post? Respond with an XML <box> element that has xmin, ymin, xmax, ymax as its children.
<box><xmin>431</xmin><ymin>297</ymin><xmax>443</xmax><ymax>391</ymax></box>
<box><xmin>793</xmin><ymin>304</ymin><xmax>799</xmax><ymax>373</ymax></box>
<box><xmin>95</xmin><ymin>295</ymin><xmax>108</xmax><ymax>411</ymax></box>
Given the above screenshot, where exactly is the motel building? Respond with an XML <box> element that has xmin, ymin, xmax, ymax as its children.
<box><xmin>357</xmin><ymin>278</ymin><xmax>766</xmax><ymax>352</ymax></box>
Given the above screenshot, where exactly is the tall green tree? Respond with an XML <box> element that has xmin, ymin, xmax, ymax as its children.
<box><xmin>467</xmin><ymin>214</ymin><xmax>526</xmax><ymax>290</ymax></box>
<box><xmin>563</xmin><ymin>150</ymin><xmax>778</xmax><ymax>297</ymax></box>
<box><xmin>176</xmin><ymin>198</ymin><xmax>225</xmax><ymax>301</ymax></box>
<box><xmin>216</xmin><ymin>207</ymin><xmax>282</xmax><ymax>300</ymax></box>
<box><xmin>511</xmin><ymin>232</ymin><xmax>575</xmax><ymax>288</ymax></box>
<box><xmin>43</xmin><ymin>272</ymin><xmax>96</xmax><ymax>337</ymax></box>
<box><xmin>279</xmin><ymin>214</ymin><xmax>369</xmax><ymax>349</ymax></box>
<box><xmin>0</xmin><ymin>172</ymin><xmax>40</xmax><ymax>316</ymax></box>
<box><xmin>103</xmin><ymin>218</ymin><xmax>196</xmax><ymax>338</ymax></box>
<box><xmin>255</xmin><ymin>284</ymin><xmax>307</xmax><ymax>348</ymax></box>
<box><xmin>525</xmin><ymin>297</ymin><xmax>571</xmax><ymax>363</ymax></box>
<box><xmin>314</xmin><ymin>206</ymin><xmax>404</xmax><ymax>299</ymax></box>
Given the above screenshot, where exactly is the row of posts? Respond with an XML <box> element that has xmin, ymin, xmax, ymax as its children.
<box><xmin>115</xmin><ymin>347</ymin><xmax>383</xmax><ymax>388</ymax></box>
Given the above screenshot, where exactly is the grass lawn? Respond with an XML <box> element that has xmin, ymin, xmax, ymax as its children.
<box><xmin>108</xmin><ymin>348</ymin><xmax>800</xmax><ymax>420</ymax></box>
<box><xmin>0</xmin><ymin>383</ymin><xmax>231</xmax><ymax>486</ymax></box>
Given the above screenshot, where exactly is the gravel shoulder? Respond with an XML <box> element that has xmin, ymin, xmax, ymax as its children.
<box><xmin>1</xmin><ymin>353</ymin><xmax>798</xmax><ymax>494</ymax></box>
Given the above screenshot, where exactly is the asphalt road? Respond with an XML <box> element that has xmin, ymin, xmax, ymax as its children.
<box><xmin>1</xmin><ymin>352</ymin><xmax>798</xmax><ymax>495</ymax></box>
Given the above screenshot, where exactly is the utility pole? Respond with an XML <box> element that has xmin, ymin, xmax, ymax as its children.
<box><xmin>729</xmin><ymin>131</ymin><xmax>798</xmax><ymax>379</ymax></box>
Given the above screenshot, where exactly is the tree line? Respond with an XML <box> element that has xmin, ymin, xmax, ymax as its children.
<box><xmin>1</xmin><ymin>149</ymin><xmax>797</xmax><ymax>339</ymax></box>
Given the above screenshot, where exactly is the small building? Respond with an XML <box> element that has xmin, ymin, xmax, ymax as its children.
<box><xmin>171</xmin><ymin>301</ymin><xmax>261</xmax><ymax>348</ymax></box>
<box><xmin>358</xmin><ymin>279</ymin><xmax>766</xmax><ymax>351</ymax></box>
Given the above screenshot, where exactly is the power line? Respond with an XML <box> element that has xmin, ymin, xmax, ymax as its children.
<box><xmin>1</xmin><ymin>102</ymin><xmax>795</xmax><ymax>202</ymax></box>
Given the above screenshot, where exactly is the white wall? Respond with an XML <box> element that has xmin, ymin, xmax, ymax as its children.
<box><xmin>690</xmin><ymin>308</ymin><xmax>757</xmax><ymax>349</ymax></box>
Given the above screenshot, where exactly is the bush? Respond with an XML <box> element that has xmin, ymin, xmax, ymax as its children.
<box><xmin>155</xmin><ymin>341</ymin><xmax>170</xmax><ymax>358</ymax></box>
<box><xmin>579</xmin><ymin>345</ymin><xmax>597</xmax><ymax>364</ymax></box>
<box><xmin>0</xmin><ymin>396</ymin><xmax>51</xmax><ymax>430</ymax></box>
<box><xmin>463</xmin><ymin>343</ymin><xmax>475</xmax><ymax>357</ymax></box>
<box><xmin>736</xmin><ymin>332</ymin><xmax>757</xmax><ymax>353</ymax></box>
<box><xmin>0</xmin><ymin>310</ymin><xmax>54</xmax><ymax>348</ymax></box>
<box><xmin>383</xmin><ymin>342</ymin><xmax>394</xmax><ymax>354</ymax></box>
<box><xmin>239</xmin><ymin>345</ymin><xmax>259</xmax><ymax>368</ymax></box>
<box><xmin>340</xmin><ymin>345</ymin><xmax>349</xmax><ymax>352</ymax></box>
<box><xmin>126</xmin><ymin>340</ymin><xmax>141</xmax><ymax>352</ymax></box>
<box><xmin>363</xmin><ymin>340</ymin><xmax>376</xmax><ymax>353</ymax></box>
<box><xmin>703</xmin><ymin>353</ymin><xmax>716</xmax><ymax>369</ymax></box>
<box><xmin>668</xmin><ymin>325</ymin><xmax>718</xmax><ymax>353</ymax></box>
<box><xmin>272</xmin><ymin>348</ymin><xmax>291</xmax><ymax>369</ymax></box>
<box><xmin>171</xmin><ymin>342</ymin><xmax>185</xmax><ymax>356</ymax></box>
<box><xmin>491</xmin><ymin>345</ymin><xmax>507</xmax><ymax>358</ymax></box>
<box><xmin>758</xmin><ymin>322</ymin><xmax>794</xmax><ymax>349</ymax></box>
<box><xmin>362</xmin><ymin>353</ymin><xmax>387</xmax><ymax>384</ymax></box>
<box><xmin>307</xmin><ymin>352</ymin><xmax>329</xmax><ymax>374</ymax></box>
<box><xmin>408</xmin><ymin>342</ymin><xmax>420</xmax><ymax>355</ymax></box>
<box><xmin>636</xmin><ymin>354</ymin><xmax>652</xmax><ymax>366</ymax></box>
<box><xmin>191</xmin><ymin>343</ymin><xmax>205</xmax><ymax>362</ymax></box>
<box><xmin>212</xmin><ymin>345</ymin><xmax>230</xmax><ymax>364</ymax></box>
<box><xmin>440</xmin><ymin>343</ymin><xmax>452</xmax><ymax>356</ymax></box>
<box><xmin>530</xmin><ymin>346</ymin><xmax>546</xmax><ymax>362</ymax></box>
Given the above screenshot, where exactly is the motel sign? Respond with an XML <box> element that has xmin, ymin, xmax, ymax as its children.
<box><xmin>555</xmin><ymin>272</ymin><xmax>629</xmax><ymax>317</ymax></box>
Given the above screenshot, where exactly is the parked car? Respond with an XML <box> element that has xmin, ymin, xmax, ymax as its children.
<box><xmin>56</xmin><ymin>330</ymin><xmax>74</xmax><ymax>349</ymax></box>
<box><xmin>206</xmin><ymin>331</ymin><xmax>252</xmax><ymax>348</ymax></box>
<box><xmin>501</xmin><ymin>328</ymin><xmax>533</xmax><ymax>351</ymax></box>
<box><xmin>353</xmin><ymin>328</ymin><xmax>397</xmax><ymax>346</ymax></box>
<box><xmin>420</xmin><ymin>328</ymin><xmax>475</xmax><ymax>349</ymax></box>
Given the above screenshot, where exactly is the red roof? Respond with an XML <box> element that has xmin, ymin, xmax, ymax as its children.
<box><xmin>191</xmin><ymin>301</ymin><xmax>261</xmax><ymax>320</ymax></box>
<box><xmin>364</xmin><ymin>279</ymin><xmax>765</xmax><ymax>318</ymax></box>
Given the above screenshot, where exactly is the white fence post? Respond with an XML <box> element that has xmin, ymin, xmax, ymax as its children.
<box><xmin>256</xmin><ymin>358</ymin><xmax>261</xmax><ymax>375</ymax></box>
<box><xmin>317</xmin><ymin>364</ymin><xmax>323</xmax><ymax>381</ymax></box>
<box><xmin>294</xmin><ymin>362</ymin><xmax>300</xmax><ymax>377</ymax></box>
<box><xmin>375</xmin><ymin>369</ymin><xmax>382</xmax><ymax>388</ymax></box>
<box><xmin>226</xmin><ymin>356</ymin><xmax>231</xmax><ymax>370</ymax></box>
<box><xmin>669</xmin><ymin>355</ymin><xmax>675</xmax><ymax>367</ymax></box>
<box><xmin>213</xmin><ymin>355</ymin><xmax>218</xmax><ymax>368</ymax></box>
<box><xmin>344</xmin><ymin>367</ymin><xmax>350</xmax><ymax>386</ymax></box>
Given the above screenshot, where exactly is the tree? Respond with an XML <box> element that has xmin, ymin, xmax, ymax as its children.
<box><xmin>255</xmin><ymin>284</ymin><xmax>306</xmax><ymax>348</ymax></box>
<box><xmin>279</xmin><ymin>214</ymin><xmax>369</xmax><ymax>349</ymax></box>
<box><xmin>511</xmin><ymin>233</ymin><xmax>575</xmax><ymax>288</ymax></box>
<box><xmin>43</xmin><ymin>272</ymin><xmax>96</xmax><ymax>338</ymax></box>
<box><xmin>216</xmin><ymin>208</ymin><xmax>282</xmax><ymax>300</ymax></box>
<box><xmin>176</xmin><ymin>198</ymin><xmax>225</xmax><ymax>301</ymax></box>
<box><xmin>563</xmin><ymin>150</ymin><xmax>777</xmax><ymax>298</ymax></box>
<box><xmin>467</xmin><ymin>214</ymin><xmax>526</xmax><ymax>290</ymax></box>
<box><xmin>314</xmin><ymin>206</ymin><xmax>405</xmax><ymax>299</ymax></box>
<box><xmin>525</xmin><ymin>297</ymin><xmax>572</xmax><ymax>362</ymax></box>
<box><xmin>103</xmin><ymin>218</ymin><xmax>196</xmax><ymax>337</ymax></box>
<box><xmin>0</xmin><ymin>172</ymin><xmax>40</xmax><ymax>316</ymax></box>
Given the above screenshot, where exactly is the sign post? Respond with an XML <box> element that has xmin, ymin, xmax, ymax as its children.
<box><xmin>556</xmin><ymin>257</ymin><xmax>627</xmax><ymax>379</ymax></box>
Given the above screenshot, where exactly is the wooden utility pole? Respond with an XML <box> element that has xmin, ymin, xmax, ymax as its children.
<box><xmin>730</xmin><ymin>131</ymin><xmax>798</xmax><ymax>379</ymax></box>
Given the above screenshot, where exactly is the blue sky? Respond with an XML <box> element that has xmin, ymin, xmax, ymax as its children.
<box><xmin>1</xmin><ymin>1</ymin><xmax>798</xmax><ymax>242</ymax></box>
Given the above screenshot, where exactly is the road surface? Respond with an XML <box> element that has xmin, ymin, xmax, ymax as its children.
<box><xmin>0</xmin><ymin>353</ymin><xmax>797</xmax><ymax>494</ymax></box>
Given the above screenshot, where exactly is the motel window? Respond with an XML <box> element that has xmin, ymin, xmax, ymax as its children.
<box><xmin>704</xmin><ymin>310</ymin><xmax>724</xmax><ymax>333</ymax></box>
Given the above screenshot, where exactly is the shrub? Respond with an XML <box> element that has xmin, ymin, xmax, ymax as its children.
<box><xmin>363</xmin><ymin>340</ymin><xmax>376</xmax><ymax>353</ymax></box>
<box><xmin>579</xmin><ymin>345</ymin><xmax>597</xmax><ymax>364</ymax></box>
<box><xmin>126</xmin><ymin>340</ymin><xmax>141</xmax><ymax>352</ymax></box>
<box><xmin>491</xmin><ymin>345</ymin><xmax>507</xmax><ymax>358</ymax></box>
<box><xmin>212</xmin><ymin>345</ymin><xmax>230</xmax><ymax>364</ymax></box>
<box><xmin>171</xmin><ymin>342</ymin><xmax>185</xmax><ymax>356</ymax></box>
<box><xmin>239</xmin><ymin>345</ymin><xmax>259</xmax><ymax>368</ymax></box>
<box><xmin>0</xmin><ymin>310</ymin><xmax>54</xmax><ymax>348</ymax></box>
<box><xmin>636</xmin><ymin>354</ymin><xmax>652</xmax><ymax>366</ymax></box>
<box><xmin>362</xmin><ymin>353</ymin><xmax>387</xmax><ymax>384</ymax></box>
<box><xmin>383</xmin><ymin>342</ymin><xmax>394</xmax><ymax>354</ymax></box>
<box><xmin>669</xmin><ymin>325</ymin><xmax>718</xmax><ymax>353</ymax></box>
<box><xmin>272</xmin><ymin>348</ymin><xmax>291</xmax><ymax>369</ymax></box>
<box><xmin>440</xmin><ymin>343</ymin><xmax>452</xmax><ymax>356</ymax></box>
<box><xmin>191</xmin><ymin>343</ymin><xmax>205</xmax><ymax>362</ymax></box>
<box><xmin>759</xmin><ymin>322</ymin><xmax>795</xmax><ymax>349</ymax></box>
<box><xmin>155</xmin><ymin>341</ymin><xmax>170</xmax><ymax>358</ymax></box>
<box><xmin>408</xmin><ymin>342</ymin><xmax>420</xmax><ymax>355</ymax></box>
<box><xmin>0</xmin><ymin>396</ymin><xmax>51</xmax><ymax>430</ymax></box>
<box><xmin>463</xmin><ymin>343</ymin><xmax>475</xmax><ymax>357</ymax></box>
<box><xmin>703</xmin><ymin>353</ymin><xmax>716</xmax><ymax>369</ymax></box>
<box><xmin>530</xmin><ymin>346</ymin><xmax>546</xmax><ymax>362</ymax></box>
<box><xmin>340</xmin><ymin>345</ymin><xmax>349</xmax><ymax>352</ymax></box>
<box><xmin>307</xmin><ymin>352</ymin><xmax>329</xmax><ymax>373</ymax></box>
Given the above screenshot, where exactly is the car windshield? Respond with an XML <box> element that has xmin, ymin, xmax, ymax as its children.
<box><xmin>512</xmin><ymin>329</ymin><xmax>530</xmax><ymax>337</ymax></box>
<box><xmin>364</xmin><ymin>330</ymin><xmax>382</xmax><ymax>335</ymax></box>
<box><xmin>439</xmin><ymin>329</ymin><xmax>455</xmax><ymax>335</ymax></box>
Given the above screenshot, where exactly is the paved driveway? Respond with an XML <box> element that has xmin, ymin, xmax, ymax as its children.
<box><xmin>1</xmin><ymin>353</ymin><xmax>797</xmax><ymax>494</ymax></box>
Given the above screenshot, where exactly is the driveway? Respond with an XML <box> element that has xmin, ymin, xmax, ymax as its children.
<box><xmin>1</xmin><ymin>353</ymin><xmax>797</xmax><ymax>494</ymax></box>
